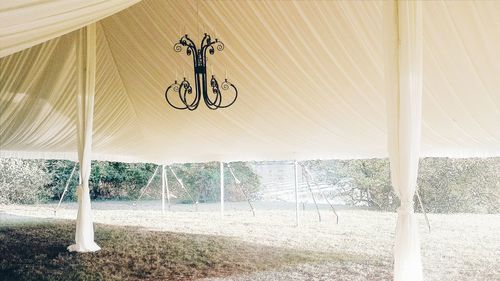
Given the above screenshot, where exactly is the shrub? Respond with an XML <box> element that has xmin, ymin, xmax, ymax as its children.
<box><xmin>305</xmin><ymin>158</ymin><xmax>500</xmax><ymax>213</ymax></box>
<box><xmin>0</xmin><ymin>158</ymin><xmax>51</xmax><ymax>204</ymax></box>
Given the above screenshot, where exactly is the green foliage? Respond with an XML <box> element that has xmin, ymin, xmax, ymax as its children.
<box><xmin>45</xmin><ymin>160</ymin><xmax>79</xmax><ymax>201</ymax></box>
<box><xmin>170</xmin><ymin>162</ymin><xmax>220</xmax><ymax>203</ymax></box>
<box><xmin>43</xmin><ymin>161</ymin><xmax>158</xmax><ymax>201</ymax></box>
<box><xmin>0</xmin><ymin>158</ymin><xmax>51</xmax><ymax>204</ymax></box>
<box><xmin>87</xmin><ymin>161</ymin><xmax>157</xmax><ymax>200</ymax></box>
<box><xmin>338</xmin><ymin>159</ymin><xmax>397</xmax><ymax>211</ymax></box>
<box><xmin>225</xmin><ymin>162</ymin><xmax>261</xmax><ymax>201</ymax></box>
<box><xmin>168</xmin><ymin>162</ymin><xmax>260</xmax><ymax>203</ymax></box>
<box><xmin>2</xmin><ymin>156</ymin><xmax>497</xmax><ymax>213</ymax></box>
<box><xmin>1</xmin><ymin>158</ymin><xmax>260</xmax><ymax>204</ymax></box>
<box><xmin>306</xmin><ymin>158</ymin><xmax>500</xmax><ymax>213</ymax></box>
<box><xmin>305</xmin><ymin>159</ymin><xmax>397</xmax><ymax>211</ymax></box>
<box><xmin>418</xmin><ymin>158</ymin><xmax>500</xmax><ymax>213</ymax></box>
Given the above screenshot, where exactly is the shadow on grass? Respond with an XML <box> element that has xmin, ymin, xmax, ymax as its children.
<box><xmin>0</xmin><ymin>220</ymin><xmax>351</xmax><ymax>281</ymax></box>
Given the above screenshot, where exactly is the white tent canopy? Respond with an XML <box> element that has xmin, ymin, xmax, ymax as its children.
<box><xmin>2</xmin><ymin>0</ymin><xmax>499</xmax><ymax>164</ymax></box>
<box><xmin>1</xmin><ymin>1</ymin><xmax>499</xmax><ymax>280</ymax></box>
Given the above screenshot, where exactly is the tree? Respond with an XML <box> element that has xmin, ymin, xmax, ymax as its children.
<box><xmin>305</xmin><ymin>157</ymin><xmax>500</xmax><ymax>213</ymax></box>
<box><xmin>305</xmin><ymin>159</ymin><xmax>397</xmax><ymax>211</ymax></box>
<box><xmin>168</xmin><ymin>162</ymin><xmax>260</xmax><ymax>203</ymax></box>
<box><xmin>224</xmin><ymin>162</ymin><xmax>261</xmax><ymax>201</ymax></box>
<box><xmin>417</xmin><ymin>158</ymin><xmax>500</xmax><ymax>213</ymax></box>
<box><xmin>45</xmin><ymin>160</ymin><xmax>79</xmax><ymax>201</ymax></box>
<box><xmin>0</xmin><ymin>158</ymin><xmax>51</xmax><ymax>204</ymax></box>
<box><xmin>88</xmin><ymin>161</ymin><xmax>157</xmax><ymax>200</ymax></box>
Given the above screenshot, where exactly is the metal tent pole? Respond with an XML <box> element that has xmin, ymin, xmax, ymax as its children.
<box><xmin>294</xmin><ymin>160</ymin><xmax>299</xmax><ymax>227</ymax></box>
<box><xmin>303</xmin><ymin>165</ymin><xmax>339</xmax><ymax>224</ymax></box>
<box><xmin>220</xmin><ymin>161</ymin><xmax>224</xmax><ymax>216</ymax></box>
<box><xmin>169</xmin><ymin>166</ymin><xmax>197</xmax><ymax>209</ymax></box>
<box><xmin>301</xmin><ymin>165</ymin><xmax>321</xmax><ymax>222</ymax></box>
<box><xmin>228</xmin><ymin>163</ymin><xmax>256</xmax><ymax>216</ymax></box>
<box><xmin>161</xmin><ymin>165</ymin><xmax>166</xmax><ymax>214</ymax></box>
<box><xmin>135</xmin><ymin>165</ymin><xmax>159</xmax><ymax>205</ymax></box>
<box><xmin>165</xmin><ymin>165</ymin><xmax>171</xmax><ymax>211</ymax></box>
<box><xmin>54</xmin><ymin>163</ymin><xmax>77</xmax><ymax>216</ymax></box>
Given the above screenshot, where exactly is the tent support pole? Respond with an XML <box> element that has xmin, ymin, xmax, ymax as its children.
<box><xmin>169</xmin><ymin>166</ymin><xmax>197</xmax><ymax>209</ymax></box>
<box><xmin>54</xmin><ymin>163</ymin><xmax>77</xmax><ymax>216</ymax></box>
<box><xmin>384</xmin><ymin>0</ymin><xmax>423</xmax><ymax>280</ymax></box>
<box><xmin>301</xmin><ymin>164</ymin><xmax>321</xmax><ymax>222</ymax></box>
<box><xmin>220</xmin><ymin>162</ymin><xmax>224</xmax><ymax>217</ymax></box>
<box><xmin>303</xmin><ymin>165</ymin><xmax>339</xmax><ymax>224</ymax></box>
<box><xmin>68</xmin><ymin>23</ymin><xmax>100</xmax><ymax>253</ymax></box>
<box><xmin>228</xmin><ymin>163</ymin><xmax>256</xmax><ymax>216</ymax></box>
<box><xmin>294</xmin><ymin>160</ymin><xmax>299</xmax><ymax>227</ymax></box>
<box><xmin>135</xmin><ymin>165</ymin><xmax>159</xmax><ymax>205</ymax></box>
<box><xmin>416</xmin><ymin>190</ymin><xmax>430</xmax><ymax>232</ymax></box>
<box><xmin>165</xmin><ymin>165</ymin><xmax>171</xmax><ymax>211</ymax></box>
<box><xmin>161</xmin><ymin>165</ymin><xmax>166</xmax><ymax>214</ymax></box>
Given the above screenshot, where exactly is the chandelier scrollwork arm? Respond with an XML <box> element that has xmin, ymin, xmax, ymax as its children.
<box><xmin>204</xmin><ymin>76</ymin><xmax>238</xmax><ymax>110</ymax></box>
<box><xmin>165</xmin><ymin>33</ymin><xmax>238</xmax><ymax>110</ymax></box>
<box><xmin>165</xmin><ymin>78</ymin><xmax>200</xmax><ymax>111</ymax></box>
<box><xmin>174</xmin><ymin>34</ymin><xmax>197</xmax><ymax>56</ymax></box>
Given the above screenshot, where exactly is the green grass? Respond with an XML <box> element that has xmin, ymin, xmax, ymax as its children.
<box><xmin>0</xmin><ymin>221</ymin><xmax>342</xmax><ymax>281</ymax></box>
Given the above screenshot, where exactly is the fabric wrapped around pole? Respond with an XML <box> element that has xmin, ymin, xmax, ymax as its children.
<box><xmin>384</xmin><ymin>0</ymin><xmax>423</xmax><ymax>280</ymax></box>
<box><xmin>67</xmin><ymin>23</ymin><xmax>100</xmax><ymax>253</ymax></box>
<box><xmin>0</xmin><ymin>0</ymin><xmax>140</xmax><ymax>58</ymax></box>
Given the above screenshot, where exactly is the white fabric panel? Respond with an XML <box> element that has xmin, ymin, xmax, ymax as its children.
<box><xmin>384</xmin><ymin>1</ymin><xmax>423</xmax><ymax>280</ymax></box>
<box><xmin>0</xmin><ymin>32</ymin><xmax>77</xmax><ymax>155</ymax></box>
<box><xmin>67</xmin><ymin>24</ymin><xmax>100</xmax><ymax>253</ymax></box>
<box><xmin>82</xmin><ymin>0</ymin><xmax>388</xmax><ymax>163</ymax></box>
<box><xmin>0</xmin><ymin>0</ymin><xmax>140</xmax><ymax>58</ymax></box>
<box><xmin>1</xmin><ymin>0</ymin><xmax>500</xmax><ymax>164</ymax></box>
<box><xmin>421</xmin><ymin>0</ymin><xmax>500</xmax><ymax>157</ymax></box>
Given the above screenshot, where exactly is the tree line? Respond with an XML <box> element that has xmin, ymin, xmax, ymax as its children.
<box><xmin>304</xmin><ymin>157</ymin><xmax>500</xmax><ymax>213</ymax></box>
<box><xmin>1</xmin><ymin>157</ymin><xmax>498</xmax><ymax>213</ymax></box>
<box><xmin>0</xmin><ymin>159</ymin><xmax>259</xmax><ymax>204</ymax></box>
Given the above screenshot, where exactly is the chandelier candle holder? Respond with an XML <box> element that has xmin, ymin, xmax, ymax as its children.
<box><xmin>165</xmin><ymin>33</ymin><xmax>238</xmax><ymax>110</ymax></box>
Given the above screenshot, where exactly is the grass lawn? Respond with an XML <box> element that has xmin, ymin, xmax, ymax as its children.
<box><xmin>0</xmin><ymin>220</ymin><xmax>352</xmax><ymax>281</ymax></box>
<box><xmin>2</xmin><ymin>202</ymin><xmax>499</xmax><ymax>280</ymax></box>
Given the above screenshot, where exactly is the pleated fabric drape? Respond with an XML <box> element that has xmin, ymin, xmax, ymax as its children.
<box><xmin>2</xmin><ymin>1</ymin><xmax>500</xmax><ymax>164</ymax></box>
<box><xmin>384</xmin><ymin>1</ymin><xmax>423</xmax><ymax>280</ymax></box>
<box><xmin>0</xmin><ymin>0</ymin><xmax>140</xmax><ymax>58</ymax></box>
<box><xmin>67</xmin><ymin>23</ymin><xmax>100</xmax><ymax>253</ymax></box>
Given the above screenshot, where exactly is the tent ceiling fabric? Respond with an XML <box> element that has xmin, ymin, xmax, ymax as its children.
<box><xmin>1</xmin><ymin>0</ymin><xmax>500</xmax><ymax>164</ymax></box>
<box><xmin>0</xmin><ymin>0</ymin><xmax>140</xmax><ymax>58</ymax></box>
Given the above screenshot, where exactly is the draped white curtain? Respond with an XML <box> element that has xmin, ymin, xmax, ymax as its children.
<box><xmin>67</xmin><ymin>23</ymin><xmax>100</xmax><ymax>253</ymax></box>
<box><xmin>0</xmin><ymin>0</ymin><xmax>140</xmax><ymax>58</ymax></box>
<box><xmin>384</xmin><ymin>1</ymin><xmax>423</xmax><ymax>280</ymax></box>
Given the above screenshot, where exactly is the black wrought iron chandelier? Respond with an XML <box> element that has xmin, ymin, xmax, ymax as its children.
<box><xmin>165</xmin><ymin>33</ymin><xmax>238</xmax><ymax>110</ymax></box>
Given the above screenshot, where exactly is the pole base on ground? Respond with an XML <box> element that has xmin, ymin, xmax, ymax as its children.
<box><xmin>67</xmin><ymin>242</ymin><xmax>101</xmax><ymax>253</ymax></box>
